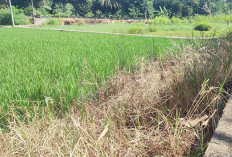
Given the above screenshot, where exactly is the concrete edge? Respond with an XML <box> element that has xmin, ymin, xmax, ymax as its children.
<box><xmin>204</xmin><ymin>95</ymin><xmax>232</xmax><ymax>157</ymax></box>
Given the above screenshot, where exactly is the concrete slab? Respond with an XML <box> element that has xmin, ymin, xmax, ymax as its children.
<box><xmin>204</xmin><ymin>96</ymin><xmax>232</xmax><ymax>157</ymax></box>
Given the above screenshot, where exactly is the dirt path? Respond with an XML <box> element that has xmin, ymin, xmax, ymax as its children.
<box><xmin>14</xmin><ymin>26</ymin><xmax>219</xmax><ymax>40</ymax></box>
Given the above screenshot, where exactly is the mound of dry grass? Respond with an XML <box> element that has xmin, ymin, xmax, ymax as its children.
<box><xmin>0</xmin><ymin>39</ymin><xmax>231</xmax><ymax>157</ymax></box>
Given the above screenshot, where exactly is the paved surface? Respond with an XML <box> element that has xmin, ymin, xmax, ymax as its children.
<box><xmin>204</xmin><ymin>96</ymin><xmax>232</xmax><ymax>157</ymax></box>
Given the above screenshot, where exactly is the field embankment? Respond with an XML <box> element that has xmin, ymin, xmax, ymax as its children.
<box><xmin>0</xmin><ymin>28</ymin><xmax>231</xmax><ymax>156</ymax></box>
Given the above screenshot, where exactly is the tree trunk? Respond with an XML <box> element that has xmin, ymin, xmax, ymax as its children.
<box><xmin>145</xmin><ymin>9</ymin><xmax>147</xmax><ymax>19</ymax></box>
<box><xmin>8</xmin><ymin>0</ymin><xmax>15</xmax><ymax>27</ymax></box>
<box><xmin>31</xmin><ymin>0</ymin><xmax>36</xmax><ymax>25</ymax></box>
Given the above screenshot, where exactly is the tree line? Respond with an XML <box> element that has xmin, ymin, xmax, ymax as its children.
<box><xmin>3</xmin><ymin>0</ymin><xmax>232</xmax><ymax>18</ymax></box>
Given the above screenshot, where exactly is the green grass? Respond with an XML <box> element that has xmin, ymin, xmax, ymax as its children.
<box><xmin>42</xmin><ymin>23</ymin><xmax>133</xmax><ymax>33</ymax></box>
<box><xmin>150</xmin><ymin>22</ymin><xmax>229</xmax><ymax>37</ymax></box>
<box><xmin>0</xmin><ymin>27</ymin><xmax>186</xmax><ymax>114</ymax></box>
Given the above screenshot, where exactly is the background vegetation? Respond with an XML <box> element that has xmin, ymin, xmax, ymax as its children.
<box><xmin>1</xmin><ymin>0</ymin><xmax>232</xmax><ymax>19</ymax></box>
<box><xmin>0</xmin><ymin>6</ymin><xmax>30</xmax><ymax>25</ymax></box>
<box><xmin>39</xmin><ymin>15</ymin><xmax>232</xmax><ymax>37</ymax></box>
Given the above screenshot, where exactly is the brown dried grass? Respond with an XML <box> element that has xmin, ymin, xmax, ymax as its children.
<box><xmin>0</xmin><ymin>39</ymin><xmax>231</xmax><ymax>157</ymax></box>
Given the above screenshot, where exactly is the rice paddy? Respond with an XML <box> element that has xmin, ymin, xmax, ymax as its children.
<box><xmin>0</xmin><ymin>28</ymin><xmax>185</xmax><ymax>113</ymax></box>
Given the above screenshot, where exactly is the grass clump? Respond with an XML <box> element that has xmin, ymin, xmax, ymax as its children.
<box><xmin>150</xmin><ymin>16</ymin><xmax>171</xmax><ymax>25</ymax></box>
<box><xmin>127</xmin><ymin>26</ymin><xmax>146</xmax><ymax>34</ymax></box>
<box><xmin>127</xmin><ymin>22</ymin><xmax>157</xmax><ymax>34</ymax></box>
<box><xmin>148</xmin><ymin>24</ymin><xmax>157</xmax><ymax>32</ymax></box>
<box><xmin>44</xmin><ymin>18</ymin><xmax>62</xmax><ymax>26</ymax></box>
<box><xmin>194</xmin><ymin>21</ymin><xmax>212</xmax><ymax>31</ymax></box>
<box><xmin>171</xmin><ymin>16</ymin><xmax>182</xmax><ymax>24</ymax></box>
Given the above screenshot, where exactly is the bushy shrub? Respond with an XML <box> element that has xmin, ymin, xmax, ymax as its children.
<box><xmin>45</xmin><ymin>18</ymin><xmax>62</xmax><ymax>25</ymax></box>
<box><xmin>194</xmin><ymin>21</ymin><xmax>212</xmax><ymax>31</ymax></box>
<box><xmin>148</xmin><ymin>25</ymin><xmax>157</xmax><ymax>32</ymax></box>
<box><xmin>0</xmin><ymin>5</ymin><xmax>6</xmax><ymax>9</ymax></box>
<box><xmin>24</xmin><ymin>6</ymin><xmax>33</xmax><ymax>16</ymax></box>
<box><xmin>128</xmin><ymin>26</ymin><xmax>145</xmax><ymax>34</ymax></box>
<box><xmin>171</xmin><ymin>17</ymin><xmax>181</xmax><ymax>24</ymax></box>
<box><xmin>37</xmin><ymin>7</ymin><xmax>51</xmax><ymax>16</ymax></box>
<box><xmin>0</xmin><ymin>7</ymin><xmax>30</xmax><ymax>25</ymax></box>
<box><xmin>188</xmin><ymin>16</ymin><xmax>195</xmax><ymax>23</ymax></box>
<box><xmin>28</xmin><ymin>7</ymin><xmax>51</xmax><ymax>17</ymax></box>
<box><xmin>182</xmin><ymin>18</ymin><xmax>190</xmax><ymax>23</ymax></box>
<box><xmin>85</xmin><ymin>12</ymin><xmax>94</xmax><ymax>18</ymax></box>
<box><xmin>24</xmin><ymin>6</ymin><xmax>51</xmax><ymax>17</ymax></box>
<box><xmin>150</xmin><ymin>16</ymin><xmax>171</xmax><ymax>25</ymax></box>
<box><xmin>14</xmin><ymin>14</ymin><xmax>30</xmax><ymax>25</ymax></box>
<box><xmin>0</xmin><ymin>8</ymin><xmax>11</xmax><ymax>25</ymax></box>
<box><xmin>96</xmin><ymin>10</ymin><xmax>102</xmax><ymax>18</ymax></box>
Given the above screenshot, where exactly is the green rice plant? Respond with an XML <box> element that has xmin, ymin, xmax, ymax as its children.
<box><xmin>0</xmin><ymin>28</ymin><xmax>185</xmax><ymax>115</ymax></box>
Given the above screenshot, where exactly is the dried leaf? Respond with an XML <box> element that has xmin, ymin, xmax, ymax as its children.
<box><xmin>180</xmin><ymin>115</ymin><xmax>208</xmax><ymax>127</ymax></box>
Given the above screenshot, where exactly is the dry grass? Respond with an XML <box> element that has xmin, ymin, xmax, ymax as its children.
<box><xmin>0</xmin><ymin>39</ymin><xmax>231</xmax><ymax>157</ymax></box>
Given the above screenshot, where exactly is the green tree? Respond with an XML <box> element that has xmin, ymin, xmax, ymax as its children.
<box><xmin>65</xmin><ymin>3</ymin><xmax>75</xmax><ymax>17</ymax></box>
<box><xmin>143</xmin><ymin>0</ymin><xmax>154</xmax><ymax>19</ymax></box>
<box><xmin>53</xmin><ymin>3</ymin><xmax>64</xmax><ymax>17</ymax></box>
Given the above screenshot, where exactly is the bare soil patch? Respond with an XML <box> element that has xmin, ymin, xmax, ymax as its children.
<box><xmin>62</xmin><ymin>18</ymin><xmax>149</xmax><ymax>25</ymax></box>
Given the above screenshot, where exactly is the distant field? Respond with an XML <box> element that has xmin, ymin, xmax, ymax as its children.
<box><xmin>39</xmin><ymin>17</ymin><xmax>231</xmax><ymax>37</ymax></box>
<box><xmin>41</xmin><ymin>23</ymin><xmax>133</xmax><ymax>33</ymax></box>
<box><xmin>0</xmin><ymin>28</ymin><xmax>186</xmax><ymax>113</ymax></box>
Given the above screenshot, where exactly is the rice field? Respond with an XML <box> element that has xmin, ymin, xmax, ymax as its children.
<box><xmin>0</xmin><ymin>27</ymin><xmax>231</xmax><ymax>157</ymax></box>
<box><xmin>0</xmin><ymin>28</ymin><xmax>186</xmax><ymax>114</ymax></box>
